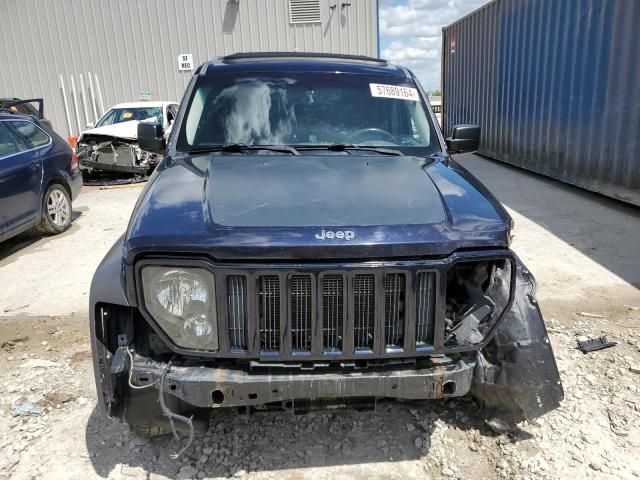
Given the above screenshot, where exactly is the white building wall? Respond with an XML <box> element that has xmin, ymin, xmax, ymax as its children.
<box><xmin>0</xmin><ymin>0</ymin><xmax>378</xmax><ymax>136</ymax></box>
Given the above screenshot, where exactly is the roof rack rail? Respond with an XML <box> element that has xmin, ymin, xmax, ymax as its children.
<box><xmin>220</xmin><ymin>52</ymin><xmax>388</xmax><ymax>66</ymax></box>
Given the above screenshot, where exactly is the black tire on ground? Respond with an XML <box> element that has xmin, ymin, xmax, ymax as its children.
<box><xmin>130</xmin><ymin>425</ymin><xmax>171</xmax><ymax>438</ymax></box>
<box><xmin>37</xmin><ymin>183</ymin><xmax>72</xmax><ymax>234</ymax></box>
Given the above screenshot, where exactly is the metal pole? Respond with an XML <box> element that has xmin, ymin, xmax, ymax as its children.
<box><xmin>59</xmin><ymin>75</ymin><xmax>73</xmax><ymax>138</ymax></box>
<box><xmin>79</xmin><ymin>73</ymin><xmax>90</xmax><ymax>127</ymax></box>
<box><xmin>69</xmin><ymin>75</ymin><xmax>81</xmax><ymax>136</ymax></box>
<box><xmin>87</xmin><ymin>71</ymin><xmax>98</xmax><ymax>122</ymax></box>
<box><xmin>94</xmin><ymin>73</ymin><xmax>105</xmax><ymax>116</ymax></box>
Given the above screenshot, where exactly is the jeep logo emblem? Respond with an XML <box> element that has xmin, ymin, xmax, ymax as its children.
<box><xmin>315</xmin><ymin>229</ymin><xmax>355</xmax><ymax>241</ymax></box>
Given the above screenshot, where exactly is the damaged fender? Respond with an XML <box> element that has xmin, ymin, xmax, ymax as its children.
<box><xmin>471</xmin><ymin>259</ymin><xmax>564</xmax><ymax>422</ymax></box>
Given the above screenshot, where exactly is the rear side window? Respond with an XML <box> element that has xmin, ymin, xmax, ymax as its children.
<box><xmin>7</xmin><ymin>120</ymin><xmax>50</xmax><ymax>148</ymax></box>
<box><xmin>0</xmin><ymin>122</ymin><xmax>23</xmax><ymax>158</ymax></box>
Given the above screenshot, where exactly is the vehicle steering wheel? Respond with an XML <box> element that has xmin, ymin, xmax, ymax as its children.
<box><xmin>344</xmin><ymin>128</ymin><xmax>395</xmax><ymax>144</ymax></box>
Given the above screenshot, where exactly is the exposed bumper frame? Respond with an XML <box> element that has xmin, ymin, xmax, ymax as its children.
<box><xmin>80</xmin><ymin>158</ymin><xmax>150</xmax><ymax>174</ymax></box>
<box><xmin>131</xmin><ymin>358</ymin><xmax>475</xmax><ymax>408</ymax></box>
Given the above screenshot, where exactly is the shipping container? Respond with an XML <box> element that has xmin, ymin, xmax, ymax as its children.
<box><xmin>442</xmin><ymin>0</ymin><xmax>640</xmax><ymax>206</ymax></box>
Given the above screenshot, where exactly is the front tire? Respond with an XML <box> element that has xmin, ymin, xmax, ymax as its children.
<box><xmin>38</xmin><ymin>184</ymin><xmax>72</xmax><ymax>234</ymax></box>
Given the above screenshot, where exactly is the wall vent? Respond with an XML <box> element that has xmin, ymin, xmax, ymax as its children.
<box><xmin>289</xmin><ymin>0</ymin><xmax>321</xmax><ymax>24</ymax></box>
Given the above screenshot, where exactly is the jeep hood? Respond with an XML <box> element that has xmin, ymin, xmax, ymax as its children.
<box><xmin>124</xmin><ymin>154</ymin><xmax>511</xmax><ymax>262</ymax></box>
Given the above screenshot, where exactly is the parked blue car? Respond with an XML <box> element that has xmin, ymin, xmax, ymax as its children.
<box><xmin>0</xmin><ymin>112</ymin><xmax>82</xmax><ymax>243</ymax></box>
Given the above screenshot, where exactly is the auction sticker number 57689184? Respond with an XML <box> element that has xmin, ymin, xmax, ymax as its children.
<box><xmin>369</xmin><ymin>83</ymin><xmax>420</xmax><ymax>102</ymax></box>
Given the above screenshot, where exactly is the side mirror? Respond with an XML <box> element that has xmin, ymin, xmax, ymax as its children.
<box><xmin>85</xmin><ymin>122</ymin><xmax>94</xmax><ymax>129</ymax></box>
<box><xmin>138</xmin><ymin>123</ymin><xmax>166</xmax><ymax>154</ymax></box>
<box><xmin>446</xmin><ymin>124</ymin><xmax>480</xmax><ymax>154</ymax></box>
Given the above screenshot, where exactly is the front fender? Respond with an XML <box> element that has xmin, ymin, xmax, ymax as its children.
<box><xmin>89</xmin><ymin>235</ymin><xmax>129</xmax><ymax>420</ymax></box>
<box><xmin>471</xmin><ymin>258</ymin><xmax>564</xmax><ymax>422</ymax></box>
<box><xmin>89</xmin><ymin>234</ymin><xmax>128</xmax><ymax>308</ymax></box>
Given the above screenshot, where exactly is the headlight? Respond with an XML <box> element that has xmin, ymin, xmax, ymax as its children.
<box><xmin>141</xmin><ymin>266</ymin><xmax>218</xmax><ymax>350</ymax></box>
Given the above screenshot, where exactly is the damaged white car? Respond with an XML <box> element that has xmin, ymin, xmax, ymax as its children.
<box><xmin>77</xmin><ymin>101</ymin><xmax>178</xmax><ymax>177</ymax></box>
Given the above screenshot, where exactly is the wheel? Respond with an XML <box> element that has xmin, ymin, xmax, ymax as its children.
<box><xmin>37</xmin><ymin>184</ymin><xmax>72</xmax><ymax>234</ymax></box>
<box><xmin>130</xmin><ymin>424</ymin><xmax>171</xmax><ymax>438</ymax></box>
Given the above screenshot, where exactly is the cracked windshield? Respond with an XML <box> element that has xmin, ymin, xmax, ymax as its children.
<box><xmin>178</xmin><ymin>73</ymin><xmax>438</xmax><ymax>152</ymax></box>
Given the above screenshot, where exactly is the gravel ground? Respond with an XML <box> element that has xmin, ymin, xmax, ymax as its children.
<box><xmin>1</xmin><ymin>156</ymin><xmax>639</xmax><ymax>479</ymax></box>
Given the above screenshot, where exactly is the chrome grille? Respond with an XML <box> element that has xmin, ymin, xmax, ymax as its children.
<box><xmin>353</xmin><ymin>274</ymin><xmax>375</xmax><ymax>350</ymax></box>
<box><xmin>258</xmin><ymin>275</ymin><xmax>280</xmax><ymax>352</ymax></box>
<box><xmin>322</xmin><ymin>275</ymin><xmax>343</xmax><ymax>352</ymax></box>
<box><xmin>227</xmin><ymin>275</ymin><xmax>247</xmax><ymax>350</ymax></box>
<box><xmin>290</xmin><ymin>275</ymin><xmax>313</xmax><ymax>352</ymax></box>
<box><xmin>384</xmin><ymin>273</ymin><xmax>406</xmax><ymax>349</ymax></box>
<box><xmin>416</xmin><ymin>272</ymin><xmax>436</xmax><ymax>346</ymax></box>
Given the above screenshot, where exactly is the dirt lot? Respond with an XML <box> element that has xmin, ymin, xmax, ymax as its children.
<box><xmin>1</xmin><ymin>155</ymin><xmax>639</xmax><ymax>480</ymax></box>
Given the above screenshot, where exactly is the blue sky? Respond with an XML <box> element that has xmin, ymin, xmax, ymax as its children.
<box><xmin>378</xmin><ymin>0</ymin><xmax>490</xmax><ymax>92</ymax></box>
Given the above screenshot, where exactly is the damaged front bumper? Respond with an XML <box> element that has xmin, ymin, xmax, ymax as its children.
<box><xmin>80</xmin><ymin>158</ymin><xmax>150</xmax><ymax>174</ymax></box>
<box><xmin>77</xmin><ymin>135</ymin><xmax>159</xmax><ymax>175</ymax></box>
<box><xmin>129</xmin><ymin>357</ymin><xmax>475</xmax><ymax>409</ymax></box>
<box><xmin>89</xmin><ymin>240</ymin><xmax>563</xmax><ymax>431</ymax></box>
<box><xmin>470</xmin><ymin>264</ymin><xmax>564</xmax><ymax>422</ymax></box>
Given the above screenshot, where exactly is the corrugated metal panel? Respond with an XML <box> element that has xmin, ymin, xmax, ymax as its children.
<box><xmin>442</xmin><ymin>0</ymin><xmax>640</xmax><ymax>206</ymax></box>
<box><xmin>0</xmin><ymin>0</ymin><xmax>377</xmax><ymax>137</ymax></box>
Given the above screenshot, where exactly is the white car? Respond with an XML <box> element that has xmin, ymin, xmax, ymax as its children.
<box><xmin>77</xmin><ymin>101</ymin><xmax>178</xmax><ymax>176</ymax></box>
<box><xmin>81</xmin><ymin>101</ymin><xmax>179</xmax><ymax>138</ymax></box>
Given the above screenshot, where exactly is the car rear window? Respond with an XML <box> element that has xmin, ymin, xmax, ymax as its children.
<box><xmin>7</xmin><ymin>120</ymin><xmax>50</xmax><ymax>148</ymax></box>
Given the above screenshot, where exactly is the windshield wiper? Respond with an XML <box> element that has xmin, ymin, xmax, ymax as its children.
<box><xmin>188</xmin><ymin>144</ymin><xmax>299</xmax><ymax>155</ymax></box>
<box><xmin>295</xmin><ymin>144</ymin><xmax>403</xmax><ymax>156</ymax></box>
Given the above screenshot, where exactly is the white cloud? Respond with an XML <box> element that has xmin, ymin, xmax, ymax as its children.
<box><xmin>379</xmin><ymin>0</ymin><xmax>489</xmax><ymax>91</ymax></box>
<box><xmin>383</xmin><ymin>42</ymin><xmax>439</xmax><ymax>61</ymax></box>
